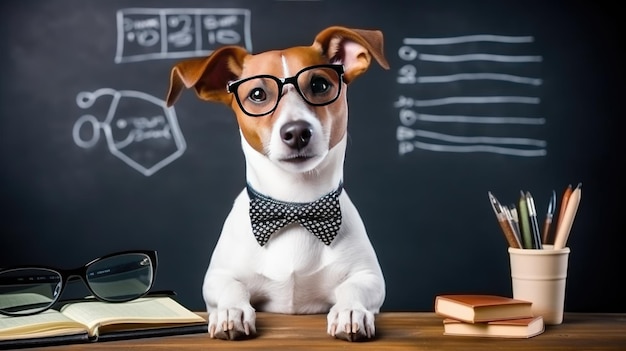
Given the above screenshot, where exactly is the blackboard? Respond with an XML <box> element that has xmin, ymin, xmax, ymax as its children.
<box><xmin>1</xmin><ymin>0</ymin><xmax>624</xmax><ymax>314</ymax></box>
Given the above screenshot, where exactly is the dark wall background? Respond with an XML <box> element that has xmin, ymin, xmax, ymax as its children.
<box><xmin>1</xmin><ymin>0</ymin><xmax>624</xmax><ymax>313</ymax></box>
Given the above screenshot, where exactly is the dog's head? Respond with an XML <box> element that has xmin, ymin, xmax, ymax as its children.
<box><xmin>166</xmin><ymin>26</ymin><xmax>388</xmax><ymax>174</ymax></box>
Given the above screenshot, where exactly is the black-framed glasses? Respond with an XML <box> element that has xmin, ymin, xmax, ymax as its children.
<box><xmin>227</xmin><ymin>64</ymin><xmax>344</xmax><ymax>117</ymax></box>
<box><xmin>0</xmin><ymin>250</ymin><xmax>157</xmax><ymax>316</ymax></box>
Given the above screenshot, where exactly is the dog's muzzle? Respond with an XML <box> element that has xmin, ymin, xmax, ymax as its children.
<box><xmin>280</xmin><ymin>120</ymin><xmax>313</xmax><ymax>151</ymax></box>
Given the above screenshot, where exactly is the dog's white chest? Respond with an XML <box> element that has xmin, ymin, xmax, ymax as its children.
<box><xmin>257</xmin><ymin>224</ymin><xmax>324</xmax><ymax>273</ymax></box>
<box><xmin>246</xmin><ymin>225</ymin><xmax>339</xmax><ymax>313</ymax></box>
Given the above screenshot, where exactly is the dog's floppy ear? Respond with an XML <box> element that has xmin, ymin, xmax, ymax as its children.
<box><xmin>313</xmin><ymin>26</ymin><xmax>390</xmax><ymax>84</ymax></box>
<box><xmin>166</xmin><ymin>46</ymin><xmax>249</xmax><ymax>107</ymax></box>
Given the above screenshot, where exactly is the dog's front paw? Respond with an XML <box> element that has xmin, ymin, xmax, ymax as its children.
<box><xmin>326</xmin><ymin>305</ymin><xmax>376</xmax><ymax>342</ymax></box>
<box><xmin>208</xmin><ymin>306</ymin><xmax>256</xmax><ymax>340</ymax></box>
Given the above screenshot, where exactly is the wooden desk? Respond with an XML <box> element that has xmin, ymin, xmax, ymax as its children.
<box><xmin>27</xmin><ymin>312</ymin><xmax>626</xmax><ymax>350</ymax></box>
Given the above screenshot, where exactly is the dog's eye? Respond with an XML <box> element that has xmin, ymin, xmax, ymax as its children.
<box><xmin>310</xmin><ymin>77</ymin><xmax>331</xmax><ymax>95</ymax></box>
<box><xmin>248</xmin><ymin>88</ymin><xmax>267</xmax><ymax>102</ymax></box>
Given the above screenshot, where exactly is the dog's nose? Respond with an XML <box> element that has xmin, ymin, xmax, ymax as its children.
<box><xmin>280</xmin><ymin>120</ymin><xmax>312</xmax><ymax>150</ymax></box>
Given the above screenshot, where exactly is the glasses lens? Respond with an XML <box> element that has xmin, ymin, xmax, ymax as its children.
<box><xmin>0</xmin><ymin>268</ymin><xmax>62</xmax><ymax>316</ymax></box>
<box><xmin>234</xmin><ymin>77</ymin><xmax>280</xmax><ymax>116</ymax></box>
<box><xmin>86</xmin><ymin>253</ymin><xmax>154</xmax><ymax>302</ymax></box>
<box><xmin>297</xmin><ymin>66</ymin><xmax>341</xmax><ymax>105</ymax></box>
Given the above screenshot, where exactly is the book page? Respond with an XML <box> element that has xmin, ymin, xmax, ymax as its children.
<box><xmin>60</xmin><ymin>297</ymin><xmax>205</xmax><ymax>336</ymax></box>
<box><xmin>0</xmin><ymin>310</ymin><xmax>87</xmax><ymax>341</ymax></box>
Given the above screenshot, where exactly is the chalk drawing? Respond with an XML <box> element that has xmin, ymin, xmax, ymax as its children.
<box><xmin>395</xmin><ymin>34</ymin><xmax>546</xmax><ymax>157</ymax></box>
<box><xmin>115</xmin><ymin>8</ymin><xmax>252</xmax><ymax>63</ymax></box>
<box><xmin>73</xmin><ymin>88</ymin><xmax>186</xmax><ymax>176</ymax></box>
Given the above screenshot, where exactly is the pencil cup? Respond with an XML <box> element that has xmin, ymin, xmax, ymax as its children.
<box><xmin>508</xmin><ymin>245</ymin><xmax>570</xmax><ymax>325</ymax></box>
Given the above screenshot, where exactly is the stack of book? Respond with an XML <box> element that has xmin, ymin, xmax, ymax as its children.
<box><xmin>434</xmin><ymin>294</ymin><xmax>544</xmax><ymax>338</ymax></box>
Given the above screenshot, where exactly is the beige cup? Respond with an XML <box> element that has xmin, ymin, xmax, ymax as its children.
<box><xmin>508</xmin><ymin>245</ymin><xmax>570</xmax><ymax>325</ymax></box>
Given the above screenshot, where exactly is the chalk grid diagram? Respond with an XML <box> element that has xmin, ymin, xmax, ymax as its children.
<box><xmin>115</xmin><ymin>8</ymin><xmax>252</xmax><ymax>63</ymax></box>
<box><xmin>394</xmin><ymin>34</ymin><xmax>546</xmax><ymax>157</ymax></box>
<box><xmin>73</xmin><ymin>88</ymin><xmax>186</xmax><ymax>177</ymax></box>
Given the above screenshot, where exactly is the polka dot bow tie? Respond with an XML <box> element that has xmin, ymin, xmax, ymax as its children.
<box><xmin>247</xmin><ymin>183</ymin><xmax>343</xmax><ymax>247</ymax></box>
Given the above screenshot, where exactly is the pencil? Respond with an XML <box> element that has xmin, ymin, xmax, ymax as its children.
<box><xmin>554</xmin><ymin>184</ymin><xmax>573</xmax><ymax>237</ymax></box>
<box><xmin>488</xmin><ymin>192</ymin><xmax>522</xmax><ymax>248</ymax></box>
<box><xmin>553</xmin><ymin>183</ymin><xmax>582</xmax><ymax>250</ymax></box>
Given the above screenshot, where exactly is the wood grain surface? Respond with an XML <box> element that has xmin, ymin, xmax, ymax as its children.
<box><xmin>24</xmin><ymin>312</ymin><xmax>626</xmax><ymax>350</ymax></box>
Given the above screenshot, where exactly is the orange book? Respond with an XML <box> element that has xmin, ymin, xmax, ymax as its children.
<box><xmin>434</xmin><ymin>294</ymin><xmax>533</xmax><ymax>323</ymax></box>
<box><xmin>443</xmin><ymin>316</ymin><xmax>544</xmax><ymax>338</ymax></box>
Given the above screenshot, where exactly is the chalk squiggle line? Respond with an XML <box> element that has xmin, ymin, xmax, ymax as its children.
<box><xmin>403</xmin><ymin>35</ymin><xmax>534</xmax><ymax>45</ymax></box>
<box><xmin>417</xmin><ymin>73</ymin><xmax>542</xmax><ymax>85</ymax></box>
<box><xmin>419</xmin><ymin>53</ymin><xmax>542</xmax><ymax>63</ymax></box>
<box><xmin>403</xmin><ymin>141</ymin><xmax>547</xmax><ymax>157</ymax></box>
<box><xmin>413</xmin><ymin>96</ymin><xmax>540</xmax><ymax>107</ymax></box>
<box><xmin>401</xmin><ymin>112</ymin><xmax>545</xmax><ymax>125</ymax></box>
<box><xmin>397</xmin><ymin>127</ymin><xmax>546</xmax><ymax>147</ymax></box>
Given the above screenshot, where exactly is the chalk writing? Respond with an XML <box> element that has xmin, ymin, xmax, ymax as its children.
<box><xmin>394</xmin><ymin>34</ymin><xmax>546</xmax><ymax>157</ymax></box>
<box><xmin>115</xmin><ymin>8</ymin><xmax>252</xmax><ymax>63</ymax></box>
<box><xmin>73</xmin><ymin>88</ymin><xmax>186</xmax><ymax>176</ymax></box>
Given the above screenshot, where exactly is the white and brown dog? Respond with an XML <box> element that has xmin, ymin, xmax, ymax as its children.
<box><xmin>166</xmin><ymin>26</ymin><xmax>389</xmax><ymax>342</ymax></box>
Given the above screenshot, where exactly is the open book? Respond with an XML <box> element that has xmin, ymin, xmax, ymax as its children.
<box><xmin>0</xmin><ymin>296</ymin><xmax>207</xmax><ymax>348</ymax></box>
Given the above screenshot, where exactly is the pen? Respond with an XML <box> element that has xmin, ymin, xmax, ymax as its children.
<box><xmin>503</xmin><ymin>205</ymin><xmax>522</xmax><ymax>247</ymax></box>
<box><xmin>555</xmin><ymin>184</ymin><xmax>573</xmax><ymax>237</ymax></box>
<box><xmin>541</xmin><ymin>190</ymin><xmax>557</xmax><ymax>245</ymax></box>
<box><xmin>517</xmin><ymin>190</ymin><xmax>533</xmax><ymax>249</ymax></box>
<box><xmin>508</xmin><ymin>204</ymin><xmax>521</xmax><ymax>243</ymax></box>
<box><xmin>509</xmin><ymin>204</ymin><xmax>519</xmax><ymax>224</ymax></box>
<box><xmin>553</xmin><ymin>183</ymin><xmax>582</xmax><ymax>250</ymax></box>
<box><xmin>525</xmin><ymin>191</ymin><xmax>543</xmax><ymax>249</ymax></box>
<box><xmin>488</xmin><ymin>192</ymin><xmax>522</xmax><ymax>248</ymax></box>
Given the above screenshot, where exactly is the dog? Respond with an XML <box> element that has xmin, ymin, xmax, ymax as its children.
<box><xmin>166</xmin><ymin>26</ymin><xmax>389</xmax><ymax>342</ymax></box>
